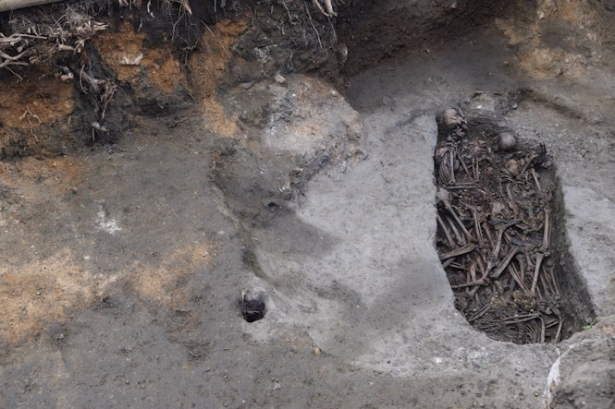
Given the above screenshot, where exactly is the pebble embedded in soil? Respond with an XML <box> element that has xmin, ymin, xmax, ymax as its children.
<box><xmin>274</xmin><ymin>73</ymin><xmax>287</xmax><ymax>84</ymax></box>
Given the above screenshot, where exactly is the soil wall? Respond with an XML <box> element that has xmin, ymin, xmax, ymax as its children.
<box><xmin>0</xmin><ymin>0</ymin><xmax>341</xmax><ymax>159</ymax></box>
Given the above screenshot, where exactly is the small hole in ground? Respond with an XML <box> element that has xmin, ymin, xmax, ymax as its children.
<box><xmin>241</xmin><ymin>288</ymin><xmax>267</xmax><ymax>323</ymax></box>
<box><xmin>434</xmin><ymin>108</ymin><xmax>595</xmax><ymax>344</ymax></box>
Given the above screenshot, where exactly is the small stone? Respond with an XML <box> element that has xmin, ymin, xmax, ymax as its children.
<box><xmin>335</xmin><ymin>44</ymin><xmax>348</xmax><ymax>65</ymax></box>
<box><xmin>274</xmin><ymin>73</ymin><xmax>286</xmax><ymax>84</ymax></box>
<box><xmin>452</xmin><ymin>347</ymin><xmax>467</xmax><ymax>362</ymax></box>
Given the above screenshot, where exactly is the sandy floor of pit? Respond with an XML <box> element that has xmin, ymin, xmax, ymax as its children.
<box><xmin>1</xmin><ymin>26</ymin><xmax>615</xmax><ymax>409</ymax></box>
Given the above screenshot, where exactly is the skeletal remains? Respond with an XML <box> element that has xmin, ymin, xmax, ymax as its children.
<box><xmin>435</xmin><ymin>108</ymin><xmax>563</xmax><ymax>344</ymax></box>
<box><xmin>312</xmin><ymin>0</ymin><xmax>336</xmax><ymax>16</ymax></box>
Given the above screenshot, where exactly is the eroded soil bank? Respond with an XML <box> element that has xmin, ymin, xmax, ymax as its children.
<box><xmin>1</xmin><ymin>1</ymin><xmax>615</xmax><ymax>408</ymax></box>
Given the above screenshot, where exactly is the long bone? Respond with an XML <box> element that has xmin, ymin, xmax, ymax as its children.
<box><xmin>446</xmin><ymin>215</ymin><xmax>466</xmax><ymax>246</ymax></box>
<box><xmin>530</xmin><ymin>252</ymin><xmax>549</xmax><ymax>296</ymax></box>
<box><xmin>491</xmin><ymin>219</ymin><xmax>519</xmax><ymax>257</ymax></box>
<box><xmin>539</xmin><ymin>208</ymin><xmax>551</xmax><ymax>252</ymax></box>
<box><xmin>312</xmin><ymin>0</ymin><xmax>336</xmax><ymax>16</ymax></box>
<box><xmin>517</xmin><ymin>152</ymin><xmax>540</xmax><ymax>178</ymax></box>
<box><xmin>482</xmin><ymin>221</ymin><xmax>494</xmax><ymax>248</ymax></box>
<box><xmin>437</xmin><ymin>213</ymin><xmax>455</xmax><ymax>248</ymax></box>
<box><xmin>456</xmin><ymin>150</ymin><xmax>474</xmax><ymax>182</ymax></box>
<box><xmin>470</xmin><ymin>206</ymin><xmax>483</xmax><ymax>244</ymax></box>
<box><xmin>492</xmin><ymin>246</ymin><xmax>521</xmax><ymax>279</ymax></box>
<box><xmin>449</xmin><ymin>148</ymin><xmax>456</xmax><ymax>184</ymax></box>
<box><xmin>508</xmin><ymin>264</ymin><xmax>529</xmax><ymax>293</ymax></box>
<box><xmin>531</xmin><ymin>168</ymin><xmax>542</xmax><ymax>192</ymax></box>
<box><xmin>439</xmin><ymin>243</ymin><xmax>476</xmax><ymax>261</ymax></box>
<box><xmin>514</xmin><ymin>253</ymin><xmax>526</xmax><ymax>287</ymax></box>
<box><xmin>437</xmin><ymin>188</ymin><xmax>473</xmax><ymax>242</ymax></box>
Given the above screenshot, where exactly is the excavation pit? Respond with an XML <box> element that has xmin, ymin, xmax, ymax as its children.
<box><xmin>434</xmin><ymin>111</ymin><xmax>595</xmax><ymax>344</ymax></box>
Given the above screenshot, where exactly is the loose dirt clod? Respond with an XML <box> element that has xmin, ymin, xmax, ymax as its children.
<box><xmin>434</xmin><ymin>109</ymin><xmax>565</xmax><ymax>344</ymax></box>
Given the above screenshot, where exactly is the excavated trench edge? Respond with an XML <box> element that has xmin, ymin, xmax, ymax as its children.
<box><xmin>434</xmin><ymin>115</ymin><xmax>595</xmax><ymax>344</ymax></box>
